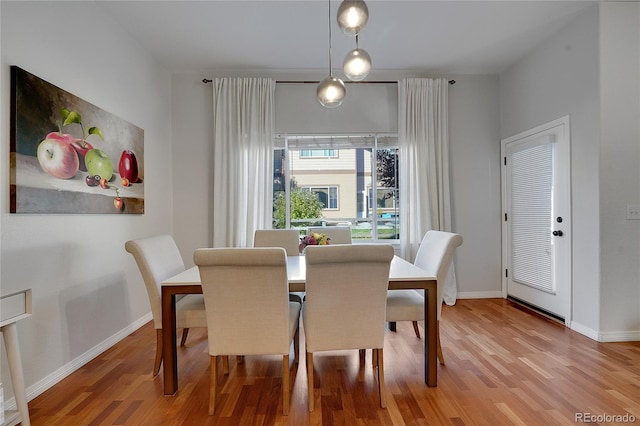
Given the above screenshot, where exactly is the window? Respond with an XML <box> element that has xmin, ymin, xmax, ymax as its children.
<box><xmin>273</xmin><ymin>134</ymin><xmax>399</xmax><ymax>242</ymax></box>
<box><xmin>303</xmin><ymin>186</ymin><xmax>338</xmax><ymax>209</ymax></box>
<box><xmin>300</xmin><ymin>149</ymin><xmax>337</xmax><ymax>158</ymax></box>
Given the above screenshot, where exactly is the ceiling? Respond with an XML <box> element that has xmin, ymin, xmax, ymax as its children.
<box><xmin>96</xmin><ymin>1</ymin><xmax>596</xmax><ymax>76</ymax></box>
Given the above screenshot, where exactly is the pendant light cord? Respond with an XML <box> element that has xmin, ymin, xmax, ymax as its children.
<box><xmin>328</xmin><ymin>0</ymin><xmax>333</xmax><ymax>77</ymax></box>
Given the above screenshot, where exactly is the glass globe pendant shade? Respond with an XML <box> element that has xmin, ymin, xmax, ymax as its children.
<box><xmin>343</xmin><ymin>47</ymin><xmax>371</xmax><ymax>81</ymax></box>
<box><xmin>317</xmin><ymin>75</ymin><xmax>346</xmax><ymax>108</ymax></box>
<box><xmin>337</xmin><ymin>0</ymin><xmax>369</xmax><ymax>36</ymax></box>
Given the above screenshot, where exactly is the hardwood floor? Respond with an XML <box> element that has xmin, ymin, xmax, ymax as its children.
<box><xmin>27</xmin><ymin>299</ymin><xmax>640</xmax><ymax>425</ymax></box>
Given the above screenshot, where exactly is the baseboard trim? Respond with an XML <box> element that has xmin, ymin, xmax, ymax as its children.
<box><xmin>569</xmin><ymin>321</ymin><xmax>640</xmax><ymax>342</ymax></box>
<box><xmin>596</xmin><ymin>329</ymin><xmax>640</xmax><ymax>342</ymax></box>
<box><xmin>3</xmin><ymin>312</ymin><xmax>153</xmax><ymax>410</ymax></box>
<box><xmin>569</xmin><ymin>321</ymin><xmax>600</xmax><ymax>341</ymax></box>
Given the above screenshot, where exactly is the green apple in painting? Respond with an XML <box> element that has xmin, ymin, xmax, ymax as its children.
<box><xmin>85</xmin><ymin>148</ymin><xmax>113</xmax><ymax>181</ymax></box>
<box><xmin>36</xmin><ymin>137</ymin><xmax>80</xmax><ymax>179</ymax></box>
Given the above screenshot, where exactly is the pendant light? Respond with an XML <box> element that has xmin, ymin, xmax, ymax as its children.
<box><xmin>337</xmin><ymin>0</ymin><xmax>369</xmax><ymax>36</ymax></box>
<box><xmin>343</xmin><ymin>34</ymin><xmax>371</xmax><ymax>81</ymax></box>
<box><xmin>317</xmin><ymin>0</ymin><xmax>346</xmax><ymax>108</ymax></box>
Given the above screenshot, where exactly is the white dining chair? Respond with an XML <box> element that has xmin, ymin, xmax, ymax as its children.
<box><xmin>254</xmin><ymin>229</ymin><xmax>305</xmax><ymax>303</ymax></box>
<box><xmin>125</xmin><ymin>235</ymin><xmax>207</xmax><ymax>376</ymax></box>
<box><xmin>253</xmin><ymin>229</ymin><xmax>301</xmax><ymax>255</ymax></box>
<box><xmin>386</xmin><ymin>230</ymin><xmax>463</xmax><ymax>364</ymax></box>
<box><xmin>303</xmin><ymin>244</ymin><xmax>394</xmax><ymax>412</ymax></box>
<box><xmin>194</xmin><ymin>247</ymin><xmax>301</xmax><ymax>416</ymax></box>
<box><xmin>307</xmin><ymin>226</ymin><xmax>353</xmax><ymax>244</ymax></box>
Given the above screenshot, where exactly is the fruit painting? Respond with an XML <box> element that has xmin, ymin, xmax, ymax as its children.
<box><xmin>10</xmin><ymin>66</ymin><xmax>144</xmax><ymax>214</ymax></box>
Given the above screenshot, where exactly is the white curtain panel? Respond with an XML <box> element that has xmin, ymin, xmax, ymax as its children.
<box><xmin>398</xmin><ymin>78</ymin><xmax>458</xmax><ymax>305</ymax></box>
<box><xmin>212</xmin><ymin>78</ymin><xmax>275</xmax><ymax>248</ymax></box>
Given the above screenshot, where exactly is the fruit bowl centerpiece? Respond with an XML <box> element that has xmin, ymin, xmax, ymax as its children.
<box><xmin>299</xmin><ymin>232</ymin><xmax>330</xmax><ymax>254</ymax></box>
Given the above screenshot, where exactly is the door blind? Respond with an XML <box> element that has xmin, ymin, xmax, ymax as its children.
<box><xmin>510</xmin><ymin>143</ymin><xmax>554</xmax><ymax>294</ymax></box>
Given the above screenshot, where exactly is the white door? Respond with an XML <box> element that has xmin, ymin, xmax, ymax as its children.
<box><xmin>501</xmin><ymin>116</ymin><xmax>571</xmax><ymax>323</ymax></box>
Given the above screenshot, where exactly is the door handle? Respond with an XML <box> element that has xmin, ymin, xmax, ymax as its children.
<box><xmin>552</xmin><ymin>230</ymin><xmax>563</xmax><ymax>237</ymax></box>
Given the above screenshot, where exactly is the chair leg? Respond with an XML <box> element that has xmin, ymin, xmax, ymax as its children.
<box><xmin>388</xmin><ymin>321</ymin><xmax>397</xmax><ymax>332</ymax></box>
<box><xmin>282</xmin><ymin>354</ymin><xmax>290</xmax><ymax>415</ymax></box>
<box><xmin>307</xmin><ymin>352</ymin><xmax>314</xmax><ymax>412</ymax></box>
<box><xmin>377</xmin><ymin>348</ymin><xmax>386</xmax><ymax>408</ymax></box>
<box><xmin>153</xmin><ymin>329</ymin><xmax>163</xmax><ymax>376</ymax></box>
<box><xmin>372</xmin><ymin>347</ymin><xmax>378</xmax><ymax>368</ymax></box>
<box><xmin>293</xmin><ymin>327</ymin><xmax>300</xmax><ymax>365</ymax></box>
<box><xmin>223</xmin><ymin>356</ymin><xmax>229</xmax><ymax>374</ymax></box>
<box><xmin>209</xmin><ymin>356</ymin><xmax>217</xmax><ymax>415</ymax></box>
<box><xmin>180</xmin><ymin>328</ymin><xmax>189</xmax><ymax>347</ymax></box>
<box><xmin>437</xmin><ymin>321</ymin><xmax>445</xmax><ymax>365</ymax></box>
<box><xmin>412</xmin><ymin>321</ymin><xmax>421</xmax><ymax>339</ymax></box>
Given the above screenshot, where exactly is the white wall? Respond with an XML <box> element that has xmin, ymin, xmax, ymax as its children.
<box><xmin>1</xmin><ymin>1</ymin><xmax>173</xmax><ymax>402</ymax></box>
<box><xmin>449</xmin><ymin>76</ymin><xmax>502</xmax><ymax>298</ymax></box>
<box><xmin>171</xmin><ymin>74</ymin><xmax>213</xmax><ymax>264</ymax></box>
<box><xmin>275</xmin><ymin>82</ymin><xmax>398</xmax><ymax>134</ymax></box>
<box><xmin>171</xmin><ymin>73</ymin><xmax>502</xmax><ymax>296</ymax></box>
<box><xmin>599</xmin><ymin>2</ymin><xmax>640</xmax><ymax>338</ymax></box>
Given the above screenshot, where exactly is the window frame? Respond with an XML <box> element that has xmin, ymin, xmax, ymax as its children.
<box><xmin>273</xmin><ymin>133</ymin><xmax>399</xmax><ymax>243</ymax></box>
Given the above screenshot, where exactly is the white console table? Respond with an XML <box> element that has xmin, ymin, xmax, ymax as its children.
<box><xmin>1</xmin><ymin>289</ymin><xmax>32</xmax><ymax>426</ymax></box>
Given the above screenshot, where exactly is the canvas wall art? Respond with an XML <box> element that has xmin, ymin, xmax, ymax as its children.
<box><xmin>10</xmin><ymin>66</ymin><xmax>144</xmax><ymax>214</ymax></box>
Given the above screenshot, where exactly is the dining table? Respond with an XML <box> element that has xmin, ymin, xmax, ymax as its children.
<box><xmin>161</xmin><ymin>254</ymin><xmax>438</xmax><ymax>396</ymax></box>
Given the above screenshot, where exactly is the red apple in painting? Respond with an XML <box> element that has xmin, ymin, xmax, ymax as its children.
<box><xmin>45</xmin><ymin>132</ymin><xmax>93</xmax><ymax>171</ymax></box>
<box><xmin>36</xmin><ymin>138</ymin><xmax>80</xmax><ymax>179</ymax></box>
<box><xmin>45</xmin><ymin>131</ymin><xmax>74</xmax><ymax>144</ymax></box>
<box><xmin>68</xmin><ymin>139</ymin><xmax>93</xmax><ymax>171</ymax></box>
<box><xmin>118</xmin><ymin>150</ymin><xmax>139</xmax><ymax>183</ymax></box>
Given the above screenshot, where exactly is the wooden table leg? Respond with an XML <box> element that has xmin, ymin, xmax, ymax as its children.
<box><xmin>425</xmin><ymin>283</ymin><xmax>437</xmax><ymax>387</ymax></box>
<box><xmin>161</xmin><ymin>289</ymin><xmax>178</xmax><ymax>395</ymax></box>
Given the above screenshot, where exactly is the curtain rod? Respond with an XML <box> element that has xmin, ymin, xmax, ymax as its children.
<box><xmin>202</xmin><ymin>78</ymin><xmax>456</xmax><ymax>85</ymax></box>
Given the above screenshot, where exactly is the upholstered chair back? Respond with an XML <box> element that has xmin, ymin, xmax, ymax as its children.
<box><xmin>254</xmin><ymin>229</ymin><xmax>301</xmax><ymax>256</ymax></box>
<box><xmin>307</xmin><ymin>226</ymin><xmax>353</xmax><ymax>245</ymax></box>
<box><xmin>194</xmin><ymin>247</ymin><xmax>294</xmax><ymax>356</ymax></box>
<box><xmin>125</xmin><ymin>235</ymin><xmax>186</xmax><ymax>329</ymax></box>
<box><xmin>303</xmin><ymin>244</ymin><xmax>394</xmax><ymax>352</ymax></box>
<box><xmin>413</xmin><ymin>230</ymin><xmax>463</xmax><ymax>319</ymax></box>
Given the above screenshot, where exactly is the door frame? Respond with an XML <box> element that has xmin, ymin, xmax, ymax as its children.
<box><xmin>500</xmin><ymin>116</ymin><xmax>572</xmax><ymax>326</ymax></box>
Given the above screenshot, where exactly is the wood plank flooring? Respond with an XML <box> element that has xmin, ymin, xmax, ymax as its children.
<box><xmin>27</xmin><ymin>299</ymin><xmax>640</xmax><ymax>425</ymax></box>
